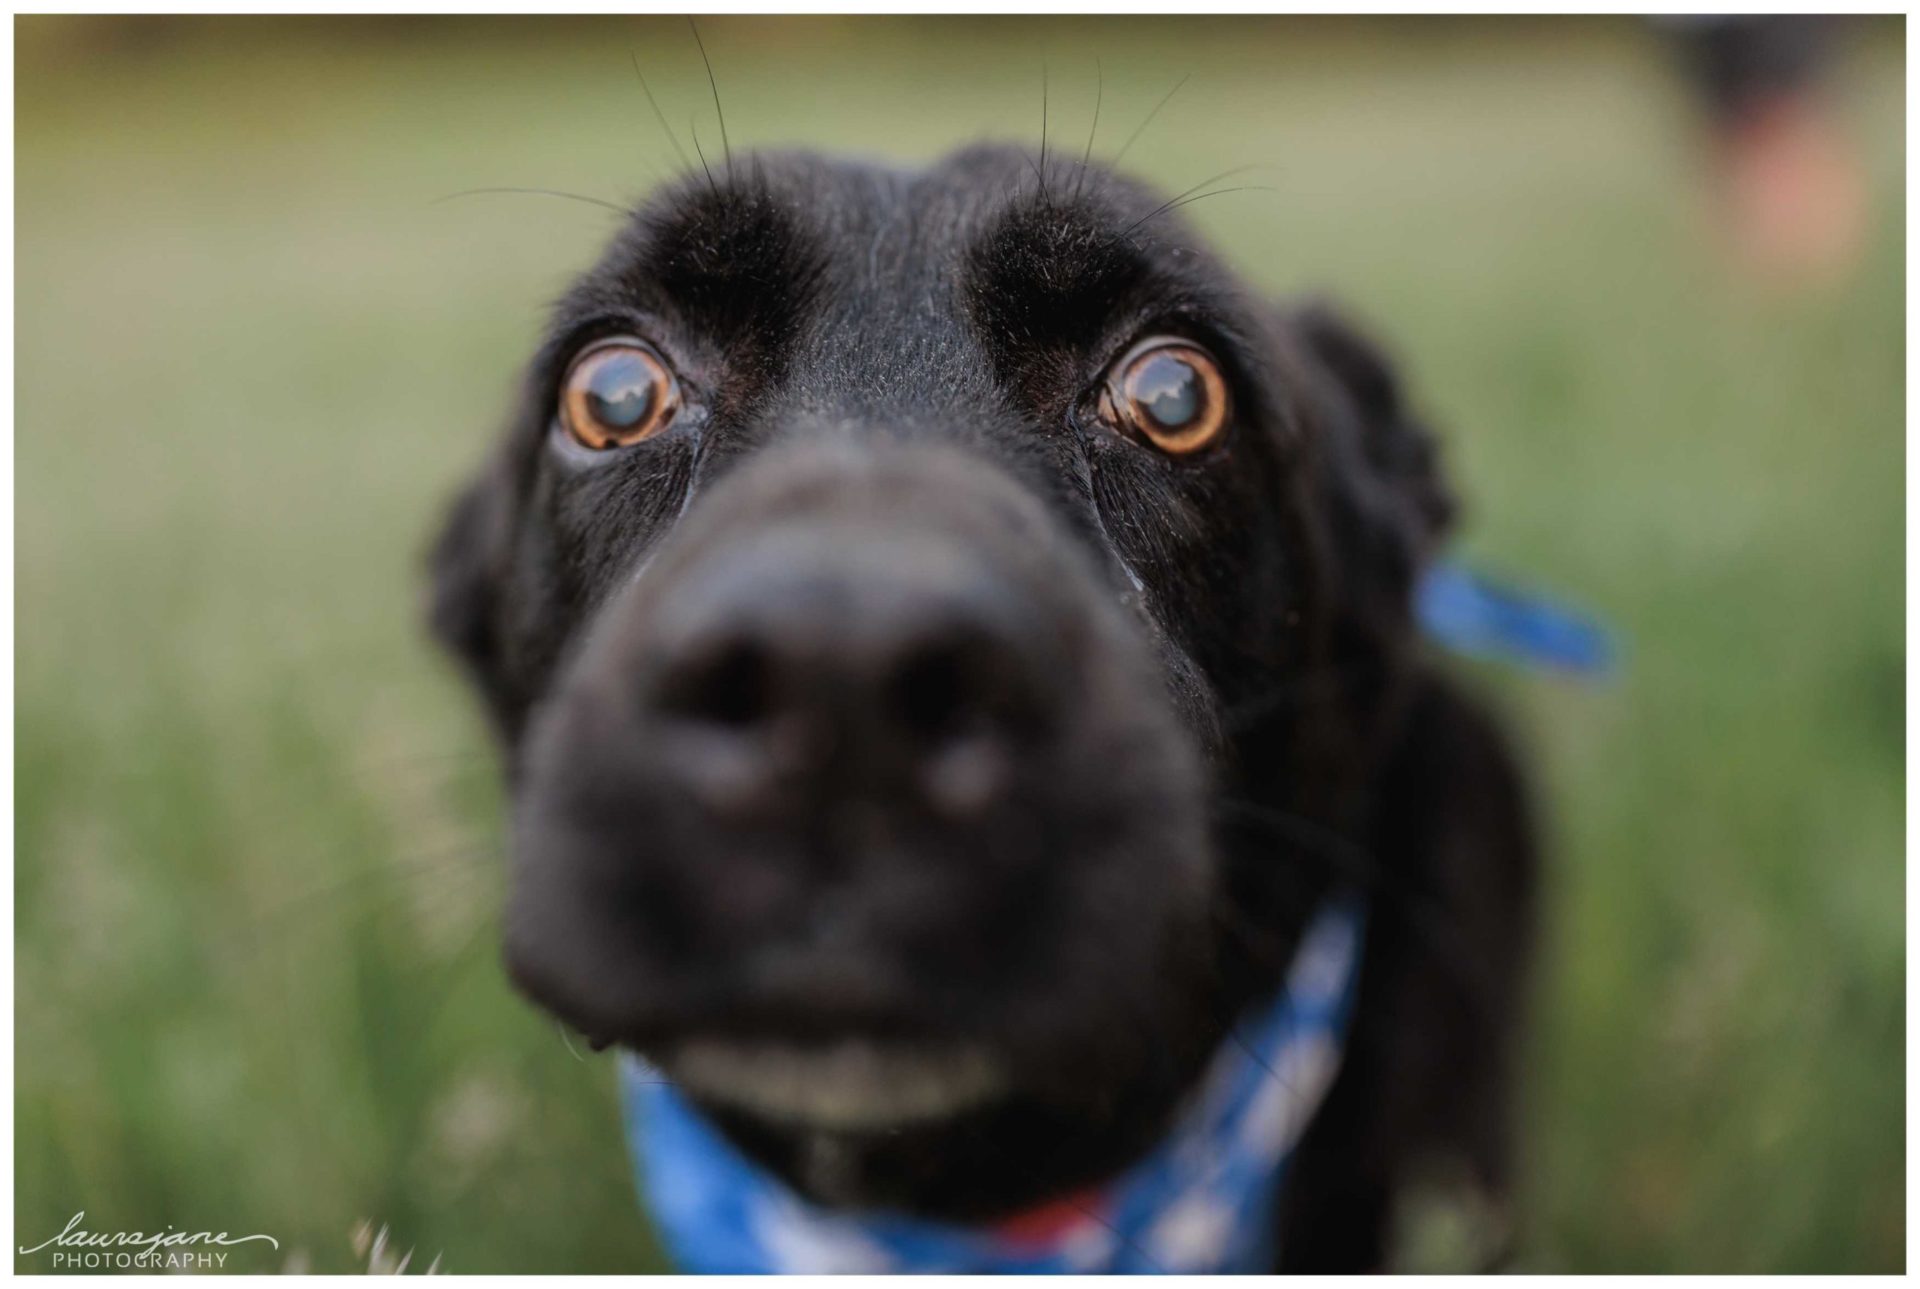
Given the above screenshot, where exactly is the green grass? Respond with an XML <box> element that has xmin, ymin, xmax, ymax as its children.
<box><xmin>15</xmin><ymin>15</ymin><xmax>1904</xmax><ymax>1272</ymax></box>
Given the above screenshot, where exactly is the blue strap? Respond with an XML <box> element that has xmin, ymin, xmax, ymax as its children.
<box><xmin>1416</xmin><ymin>560</ymin><xmax>1614</xmax><ymax>676</ymax></box>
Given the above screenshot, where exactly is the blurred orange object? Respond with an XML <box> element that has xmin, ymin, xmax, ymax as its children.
<box><xmin>1716</xmin><ymin>92</ymin><xmax>1869</xmax><ymax>286</ymax></box>
<box><xmin>1668</xmin><ymin>14</ymin><xmax>1870</xmax><ymax>287</ymax></box>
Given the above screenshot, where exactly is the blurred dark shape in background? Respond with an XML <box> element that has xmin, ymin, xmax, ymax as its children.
<box><xmin>1666</xmin><ymin>15</ymin><xmax>1870</xmax><ymax>286</ymax></box>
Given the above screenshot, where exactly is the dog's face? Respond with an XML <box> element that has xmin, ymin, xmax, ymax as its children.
<box><xmin>431</xmin><ymin>144</ymin><xmax>1448</xmax><ymax>1215</ymax></box>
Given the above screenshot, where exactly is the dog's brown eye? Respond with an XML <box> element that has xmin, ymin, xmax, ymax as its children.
<box><xmin>1102</xmin><ymin>338</ymin><xmax>1230</xmax><ymax>455</ymax></box>
<box><xmin>561</xmin><ymin>339</ymin><xmax>680</xmax><ymax>450</ymax></box>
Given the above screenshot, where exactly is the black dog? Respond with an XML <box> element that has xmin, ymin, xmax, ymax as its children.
<box><xmin>429</xmin><ymin>143</ymin><xmax>1536</xmax><ymax>1272</ymax></box>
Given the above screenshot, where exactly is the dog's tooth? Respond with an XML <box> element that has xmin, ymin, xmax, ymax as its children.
<box><xmin>667</xmin><ymin>1039</ymin><xmax>1006</xmax><ymax>1129</ymax></box>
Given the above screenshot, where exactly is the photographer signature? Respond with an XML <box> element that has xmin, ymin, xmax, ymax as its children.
<box><xmin>19</xmin><ymin>1210</ymin><xmax>279</xmax><ymax>1269</ymax></box>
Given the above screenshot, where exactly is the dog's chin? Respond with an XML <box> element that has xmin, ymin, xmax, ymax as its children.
<box><xmin>651</xmin><ymin>1037</ymin><xmax>1011</xmax><ymax>1133</ymax></box>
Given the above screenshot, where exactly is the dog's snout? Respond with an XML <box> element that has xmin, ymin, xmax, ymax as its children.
<box><xmin>641</xmin><ymin>527</ymin><xmax>1056</xmax><ymax>817</ymax></box>
<box><xmin>506</xmin><ymin>441</ymin><xmax>1214</xmax><ymax>1082</ymax></box>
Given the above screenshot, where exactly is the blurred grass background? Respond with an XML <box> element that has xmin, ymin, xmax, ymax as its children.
<box><xmin>14</xmin><ymin>14</ymin><xmax>1904</xmax><ymax>1273</ymax></box>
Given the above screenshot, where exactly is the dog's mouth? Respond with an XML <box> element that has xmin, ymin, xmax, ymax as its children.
<box><xmin>653</xmin><ymin>1037</ymin><xmax>1010</xmax><ymax>1131</ymax></box>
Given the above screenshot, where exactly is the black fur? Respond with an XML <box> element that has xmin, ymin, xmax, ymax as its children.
<box><xmin>429</xmin><ymin>144</ymin><xmax>1536</xmax><ymax>1269</ymax></box>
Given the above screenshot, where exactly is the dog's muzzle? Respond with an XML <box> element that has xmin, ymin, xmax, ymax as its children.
<box><xmin>500</xmin><ymin>441</ymin><xmax>1214</xmax><ymax>1108</ymax></box>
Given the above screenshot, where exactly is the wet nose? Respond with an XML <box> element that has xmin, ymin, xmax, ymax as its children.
<box><xmin>637</xmin><ymin>525</ymin><xmax>1060</xmax><ymax>815</ymax></box>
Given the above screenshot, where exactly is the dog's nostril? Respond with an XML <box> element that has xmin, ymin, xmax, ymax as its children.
<box><xmin>657</xmin><ymin>637</ymin><xmax>776</xmax><ymax>729</ymax></box>
<box><xmin>889</xmin><ymin>636</ymin><xmax>1004</xmax><ymax>747</ymax></box>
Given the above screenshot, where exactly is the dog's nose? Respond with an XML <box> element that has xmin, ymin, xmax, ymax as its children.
<box><xmin>638</xmin><ymin>525</ymin><xmax>1059</xmax><ymax>817</ymax></box>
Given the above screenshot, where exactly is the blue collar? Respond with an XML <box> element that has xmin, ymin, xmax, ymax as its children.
<box><xmin>1415</xmin><ymin>560</ymin><xmax>1613</xmax><ymax>676</ymax></box>
<box><xmin>620</xmin><ymin>897</ymin><xmax>1366</xmax><ymax>1274</ymax></box>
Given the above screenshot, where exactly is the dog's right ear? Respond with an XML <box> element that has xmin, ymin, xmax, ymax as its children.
<box><xmin>426</xmin><ymin>451</ymin><xmax>517</xmax><ymax>726</ymax></box>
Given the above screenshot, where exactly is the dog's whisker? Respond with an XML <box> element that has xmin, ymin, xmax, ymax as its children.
<box><xmin>950</xmin><ymin>1117</ymin><xmax>1171</xmax><ymax>1274</ymax></box>
<box><xmin>251</xmin><ymin>836</ymin><xmax>502</xmax><ymax>925</ymax></box>
<box><xmin>1110</xmin><ymin>71</ymin><xmax>1190</xmax><ymax>171</ymax></box>
<box><xmin>350</xmin><ymin>743</ymin><xmax>500</xmax><ymax>777</ymax></box>
<box><xmin>629</xmin><ymin>48</ymin><xmax>694</xmax><ymax>177</ymax></box>
<box><xmin>1073</xmin><ymin>57</ymin><xmax>1104</xmax><ymax>203</ymax></box>
<box><xmin>430</xmin><ymin>187</ymin><xmax>628</xmax><ymax>215</ymax></box>
<box><xmin>1064</xmin><ymin>1195</ymin><xmax>1170</xmax><ymax>1274</ymax></box>
<box><xmin>1226</xmin><ymin>1024</ymin><xmax>1307</xmax><ymax>1106</ymax></box>
<box><xmin>86</xmin><ymin>741</ymin><xmax>502</xmax><ymax>796</ymax></box>
<box><xmin>214</xmin><ymin>844</ymin><xmax>501</xmax><ymax>973</ymax></box>
<box><xmin>1212</xmin><ymin>802</ymin><xmax>1361</xmax><ymax>856</ymax></box>
<box><xmin>1141</xmin><ymin>184</ymin><xmax>1279</xmax><ymax>228</ymax></box>
<box><xmin>688</xmin><ymin>115</ymin><xmax>719</xmax><ymax>197</ymax></box>
<box><xmin>1122</xmin><ymin>165</ymin><xmax>1264</xmax><ymax>237</ymax></box>
<box><xmin>1221</xmin><ymin>663</ymin><xmax>1369</xmax><ymax>731</ymax></box>
<box><xmin>1037</xmin><ymin>60</ymin><xmax>1051</xmax><ymax>207</ymax></box>
<box><xmin>1215</xmin><ymin>798</ymin><xmax>1508</xmax><ymax>1028</ymax></box>
<box><xmin>688</xmin><ymin>18</ymin><xmax>733</xmax><ymax>185</ymax></box>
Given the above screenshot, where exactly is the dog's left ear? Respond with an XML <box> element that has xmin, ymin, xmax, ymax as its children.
<box><xmin>1267</xmin><ymin>297</ymin><xmax>1459</xmax><ymax>706</ymax></box>
<box><xmin>1293</xmin><ymin>302</ymin><xmax>1454</xmax><ymax>549</ymax></box>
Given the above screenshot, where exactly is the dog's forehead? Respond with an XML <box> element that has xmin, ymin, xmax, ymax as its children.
<box><xmin>746</xmin><ymin>147</ymin><xmax>1023</xmax><ymax>358</ymax></box>
<box><xmin>579</xmin><ymin>144</ymin><xmax>1221</xmax><ymax>414</ymax></box>
<box><xmin>689</xmin><ymin>142</ymin><xmax>1135</xmax><ymax>282</ymax></box>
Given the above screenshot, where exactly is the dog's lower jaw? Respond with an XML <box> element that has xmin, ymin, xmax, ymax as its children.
<box><xmin>641</xmin><ymin>987</ymin><xmax>1237</xmax><ymax>1221</ymax></box>
<box><xmin>658</xmin><ymin>1038</ymin><xmax>1010</xmax><ymax>1132</ymax></box>
<box><xmin>646</xmin><ymin>1039</ymin><xmax>1019</xmax><ymax>1208</ymax></box>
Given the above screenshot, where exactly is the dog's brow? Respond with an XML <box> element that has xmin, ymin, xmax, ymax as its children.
<box><xmin>621</xmin><ymin>182</ymin><xmax>821</xmax><ymax>348</ymax></box>
<box><xmin>965</xmin><ymin>197</ymin><xmax>1157</xmax><ymax>356</ymax></box>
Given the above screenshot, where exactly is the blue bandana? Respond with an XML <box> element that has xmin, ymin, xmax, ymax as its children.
<box><xmin>617</xmin><ymin>560</ymin><xmax>1608</xmax><ymax>1273</ymax></box>
<box><xmin>622</xmin><ymin>896</ymin><xmax>1365</xmax><ymax>1274</ymax></box>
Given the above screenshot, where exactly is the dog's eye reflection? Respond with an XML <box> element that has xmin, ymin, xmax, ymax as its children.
<box><xmin>1105</xmin><ymin>338</ymin><xmax>1230</xmax><ymax>456</ymax></box>
<box><xmin>561</xmin><ymin>338</ymin><xmax>680</xmax><ymax>450</ymax></box>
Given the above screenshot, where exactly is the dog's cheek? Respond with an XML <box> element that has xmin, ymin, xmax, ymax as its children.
<box><xmin>503</xmin><ymin>676</ymin><xmax>728</xmax><ymax>1035</ymax></box>
<box><xmin>1084</xmin><ymin>440</ymin><xmax>1289</xmax><ymax>703</ymax></box>
<box><xmin>996</xmin><ymin>682</ymin><xmax>1218</xmax><ymax>1089</ymax></box>
<box><xmin>546</xmin><ymin>443</ymin><xmax>700</xmax><ymax>593</ymax></box>
<box><xmin>485</xmin><ymin>443</ymin><xmax>703</xmax><ymax>728</ymax></box>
